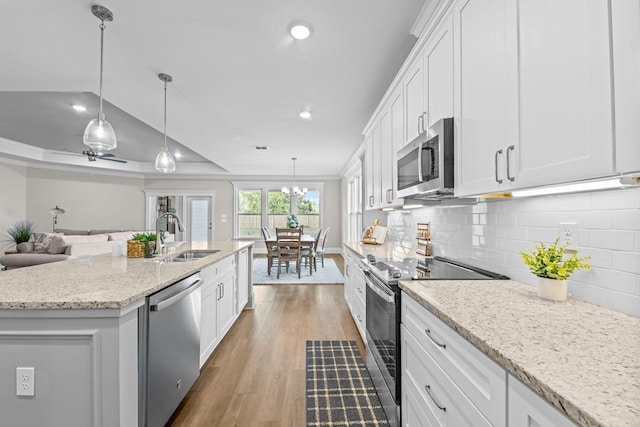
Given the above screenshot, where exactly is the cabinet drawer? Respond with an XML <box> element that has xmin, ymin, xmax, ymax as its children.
<box><xmin>200</xmin><ymin>255</ymin><xmax>235</xmax><ymax>283</ymax></box>
<box><xmin>508</xmin><ymin>375</ymin><xmax>577</xmax><ymax>427</ymax></box>
<box><xmin>351</xmin><ymin>291</ymin><xmax>366</xmax><ymax>341</ymax></box>
<box><xmin>352</xmin><ymin>273</ymin><xmax>366</xmax><ymax>306</ymax></box>
<box><xmin>402</xmin><ymin>325</ymin><xmax>492</xmax><ymax>427</ymax></box>
<box><xmin>401</xmin><ymin>293</ymin><xmax>506</xmax><ymax>427</ymax></box>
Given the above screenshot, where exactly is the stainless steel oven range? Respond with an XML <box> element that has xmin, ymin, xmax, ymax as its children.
<box><xmin>363</xmin><ymin>255</ymin><xmax>509</xmax><ymax>427</ymax></box>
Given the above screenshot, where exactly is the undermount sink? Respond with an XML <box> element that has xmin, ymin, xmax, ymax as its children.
<box><xmin>157</xmin><ymin>249</ymin><xmax>220</xmax><ymax>262</ymax></box>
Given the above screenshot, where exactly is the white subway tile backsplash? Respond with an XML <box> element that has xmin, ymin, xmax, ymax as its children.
<box><xmin>575</xmin><ymin>210</ymin><xmax>612</xmax><ymax>229</ymax></box>
<box><xmin>570</xmin><ymin>283</ymin><xmax>640</xmax><ymax>317</ymax></box>
<box><xmin>387</xmin><ymin>187</ymin><xmax>640</xmax><ymax>317</ymax></box>
<box><xmin>589</xmin><ymin>230</ymin><xmax>635</xmax><ymax>251</ymax></box>
<box><xmin>613</xmin><ymin>210</ymin><xmax>640</xmax><ymax>230</ymax></box>
<box><xmin>579</xmin><ymin>248</ymin><xmax>613</xmax><ymax>269</ymax></box>
<box><xmin>613</xmin><ymin>252</ymin><xmax>640</xmax><ymax>275</ymax></box>
<box><xmin>590</xmin><ymin>188</ymin><xmax>638</xmax><ymax>210</ymax></box>
<box><xmin>527</xmin><ymin>227</ymin><xmax>561</xmax><ymax>243</ymax></box>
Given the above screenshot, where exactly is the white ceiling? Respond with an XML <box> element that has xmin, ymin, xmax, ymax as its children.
<box><xmin>0</xmin><ymin>0</ymin><xmax>424</xmax><ymax>177</ymax></box>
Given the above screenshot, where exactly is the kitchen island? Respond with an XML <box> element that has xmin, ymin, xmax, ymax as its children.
<box><xmin>0</xmin><ymin>241</ymin><xmax>253</xmax><ymax>427</ymax></box>
<box><xmin>344</xmin><ymin>241</ymin><xmax>640</xmax><ymax>427</ymax></box>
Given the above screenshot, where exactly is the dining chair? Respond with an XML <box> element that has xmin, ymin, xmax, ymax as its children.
<box><xmin>314</xmin><ymin>227</ymin><xmax>330</xmax><ymax>268</ymax></box>
<box><xmin>261</xmin><ymin>227</ymin><xmax>278</xmax><ymax>276</ymax></box>
<box><xmin>275</xmin><ymin>227</ymin><xmax>302</xmax><ymax>279</ymax></box>
<box><xmin>301</xmin><ymin>228</ymin><xmax>320</xmax><ymax>275</ymax></box>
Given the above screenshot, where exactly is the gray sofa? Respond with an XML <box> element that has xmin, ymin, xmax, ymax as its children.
<box><xmin>1</xmin><ymin>229</ymin><xmax>174</xmax><ymax>270</ymax></box>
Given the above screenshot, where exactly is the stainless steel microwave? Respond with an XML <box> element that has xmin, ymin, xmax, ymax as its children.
<box><xmin>397</xmin><ymin>117</ymin><xmax>454</xmax><ymax>199</ymax></box>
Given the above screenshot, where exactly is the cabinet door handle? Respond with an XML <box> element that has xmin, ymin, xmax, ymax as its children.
<box><xmin>506</xmin><ymin>145</ymin><xmax>515</xmax><ymax>182</ymax></box>
<box><xmin>425</xmin><ymin>385</ymin><xmax>446</xmax><ymax>412</ymax></box>
<box><xmin>423</xmin><ymin>112</ymin><xmax>428</xmax><ymax>132</ymax></box>
<box><xmin>494</xmin><ymin>149</ymin><xmax>504</xmax><ymax>184</ymax></box>
<box><xmin>424</xmin><ymin>328</ymin><xmax>446</xmax><ymax>349</ymax></box>
<box><xmin>417</xmin><ymin>114</ymin><xmax>423</xmax><ymax>134</ymax></box>
<box><xmin>369</xmin><ymin>195</ymin><xmax>374</xmax><ymax>207</ymax></box>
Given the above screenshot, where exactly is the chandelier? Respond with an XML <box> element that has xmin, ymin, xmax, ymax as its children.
<box><xmin>282</xmin><ymin>157</ymin><xmax>307</xmax><ymax>196</ymax></box>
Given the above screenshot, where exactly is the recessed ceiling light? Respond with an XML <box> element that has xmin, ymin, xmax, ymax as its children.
<box><xmin>254</xmin><ymin>146</ymin><xmax>269</xmax><ymax>150</ymax></box>
<box><xmin>290</xmin><ymin>23</ymin><xmax>312</xmax><ymax>40</ymax></box>
<box><xmin>72</xmin><ymin>104</ymin><xmax>87</xmax><ymax>112</ymax></box>
<box><xmin>174</xmin><ymin>151</ymin><xmax>182</xmax><ymax>159</ymax></box>
<box><xmin>299</xmin><ymin>110</ymin><xmax>312</xmax><ymax>120</ymax></box>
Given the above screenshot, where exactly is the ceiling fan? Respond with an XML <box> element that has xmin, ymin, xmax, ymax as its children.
<box><xmin>51</xmin><ymin>148</ymin><xmax>128</xmax><ymax>163</ymax></box>
<box><xmin>81</xmin><ymin>149</ymin><xmax>127</xmax><ymax>163</ymax></box>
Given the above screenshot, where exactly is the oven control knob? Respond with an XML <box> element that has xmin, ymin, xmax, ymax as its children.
<box><xmin>391</xmin><ymin>269</ymin><xmax>402</xmax><ymax>279</ymax></box>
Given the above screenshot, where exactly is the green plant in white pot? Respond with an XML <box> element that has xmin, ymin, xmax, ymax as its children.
<box><xmin>520</xmin><ymin>238</ymin><xmax>591</xmax><ymax>301</ymax></box>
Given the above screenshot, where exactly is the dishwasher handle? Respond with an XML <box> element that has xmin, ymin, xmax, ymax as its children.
<box><xmin>150</xmin><ymin>277</ymin><xmax>203</xmax><ymax>312</ymax></box>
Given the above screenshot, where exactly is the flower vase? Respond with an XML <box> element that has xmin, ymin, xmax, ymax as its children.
<box><xmin>538</xmin><ymin>277</ymin><xmax>568</xmax><ymax>301</ymax></box>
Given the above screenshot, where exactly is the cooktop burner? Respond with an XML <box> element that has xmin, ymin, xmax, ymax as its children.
<box><xmin>364</xmin><ymin>255</ymin><xmax>509</xmax><ymax>286</ymax></box>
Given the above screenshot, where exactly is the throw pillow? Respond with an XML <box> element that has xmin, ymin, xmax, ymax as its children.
<box><xmin>33</xmin><ymin>232</ymin><xmax>60</xmax><ymax>253</ymax></box>
<box><xmin>47</xmin><ymin>235</ymin><xmax>69</xmax><ymax>254</ymax></box>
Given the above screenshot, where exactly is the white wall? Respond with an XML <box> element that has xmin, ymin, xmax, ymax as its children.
<box><xmin>26</xmin><ymin>168</ymin><xmax>145</xmax><ymax>232</ymax></box>
<box><xmin>387</xmin><ymin>188</ymin><xmax>640</xmax><ymax>317</ymax></box>
<box><xmin>0</xmin><ymin>161</ymin><xmax>28</xmax><ymax>251</ymax></box>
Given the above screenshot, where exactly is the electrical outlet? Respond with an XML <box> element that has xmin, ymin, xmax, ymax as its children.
<box><xmin>559</xmin><ymin>222</ymin><xmax>578</xmax><ymax>251</ymax></box>
<box><xmin>16</xmin><ymin>367</ymin><xmax>34</xmax><ymax>397</ymax></box>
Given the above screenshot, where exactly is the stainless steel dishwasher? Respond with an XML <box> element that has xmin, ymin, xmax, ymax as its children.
<box><xmin>139</xmin><ymin>272</ymin><xmax>202</xmax><ymax>427</ymax></box>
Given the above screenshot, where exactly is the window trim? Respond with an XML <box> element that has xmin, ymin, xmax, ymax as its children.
<box><xmin>232</xmin><ymin>182</ymin><xmax>324</xmax><ymax>240</ymax></box>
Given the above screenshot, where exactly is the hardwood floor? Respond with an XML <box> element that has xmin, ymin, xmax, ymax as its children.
<box><xmin>169</xmin><ymin>254</ymin><xmax>362</xmax><ymax>426</ymax></box>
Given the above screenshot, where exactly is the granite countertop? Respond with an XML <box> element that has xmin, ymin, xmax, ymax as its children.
<box><xmin>342</xmin><ymin>241</ymin><xmax>640</xmax><ymax>427</ymax></box>
<box><xmin>400</xmin><ymin>279</ymin><xmax>640</xmax><ymax>427</ymax></box>
<box><xmin>0</xmin><ymin>241</ymin><xmax>253</xmax><ymax>310</ymax></box>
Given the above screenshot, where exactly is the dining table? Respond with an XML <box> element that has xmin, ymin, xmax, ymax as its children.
<box><xmin>265</xmin><ymin>234</ymin><xmax>316</xmax><ymax>275</ymax></box>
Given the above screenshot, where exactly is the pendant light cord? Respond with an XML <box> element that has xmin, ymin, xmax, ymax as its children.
<box><xmin>163</xmin><ymin>79</ymin><xmax>168</xmax><ymax>150</ymax></box>
<box><xmin>98</xmin><ymin>20</ymin><xmax>106</xmax><ymax>118</ymax></box>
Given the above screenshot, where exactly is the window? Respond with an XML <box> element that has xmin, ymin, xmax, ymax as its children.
<box><xmin>267</xmin><ymin>190</ymin><xmax>290</xmax><ymax>235</ymax></box>
<box><xmin>347</xmin><ymin>175</ymin><xmax>362</xmax><ymax>242</ymax></box>
<box><xmin>238</xmin><ymin>190</ymin><xmax>262</xmax><ymax>238</ymax></box>
<box><xmin>296</xmin><ymin>190</ymin><xmax>320</xmax><ymax>235</ymax></box>
<box><xmin>233</xmin><ymin>183</ymin><xmax>324</xmax><ymax>239</ymax></box>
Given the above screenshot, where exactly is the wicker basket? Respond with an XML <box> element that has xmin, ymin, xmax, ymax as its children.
<box><xmin>127</xmin><ymin>240</ymin><xmax>145</xmax><ymax>258</ymax></box>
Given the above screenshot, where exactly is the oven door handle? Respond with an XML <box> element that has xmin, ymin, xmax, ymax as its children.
<box><xmin>365</xmin><ymin>274</ymin><xmax>395</xmax><ymax>303</ymax></box>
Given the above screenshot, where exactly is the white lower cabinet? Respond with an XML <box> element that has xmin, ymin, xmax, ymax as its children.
<box><xmin>199</xmin><ymin>255</ymin><xmax>238</xmax><ymax>368</ymax></box>
<box><xmin>508</xmin><ymin>375</ymin><xmax>577</xmax><ymax>427</ymax></box>
<box><xmin>401</xmin><ymin>293</ymin><xmax>506</xmax><ymax>426</ymax></box>
<box><xmin>401</xmin><ymin>291</ymin><xmax>580</xmax><ymax>427</ymax></box>
<box><xmin>343</xmin><ymin>247</ymin><xmax>366</xmax><ymax>341</ymax></box>
<box><xmin>236</xmin><ymin>248</ymin><xmax>249</xmax><ymax>314</ymax></box>
<box><xmin>402</xmin><ymin>325</ymin><xmax>493</xmax><ymax>426</ymax></box>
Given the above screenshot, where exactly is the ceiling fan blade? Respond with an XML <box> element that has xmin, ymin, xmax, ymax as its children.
<box><xmin>50</xmin><ymin>148</ymin><xmax>84</xmax><ymax>157</ymax></box>
<box><xmin>100</xmin><ymin>157</ymin><xmax>128</xmax><ymax>164</ymax></box>
<box><xmin>97</xmin><ymin>153</ymin><xmax>115</xmax><ymax>158</ymax></box>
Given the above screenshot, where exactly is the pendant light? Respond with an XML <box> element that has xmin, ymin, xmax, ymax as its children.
<box><xmin>281</xmin><ymin>157</ymin><xmax>307</xmax><ymax>196</ymax></box>
<box><xmin>83</xmin><ymin>5</ymin><xmax>117</xmax><ymax>152</ymax></box>
<box><xmin>154</xmin><ymin>73</ymin><xmax>176</xmax><ymax>173</ymax></box>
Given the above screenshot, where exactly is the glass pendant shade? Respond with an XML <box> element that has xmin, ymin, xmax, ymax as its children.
<box><xmin>83</xmin><ymin>112</ymin><xmax>117</xmax><ymax>152</ymax></box>
<box><xmin>155</xmin><ymin>147</ymin><xmax>176</xmax><ymax>173</ymax></box>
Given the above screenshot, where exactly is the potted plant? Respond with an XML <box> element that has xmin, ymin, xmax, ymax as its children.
<box><xmin>286</xmin><ymin>214</ymin><xmax>299</xmax><ymax>229</ymax></box>
<box><xmin>6</xmin><ymin>220</ymin><xmax>35</xmax><ymax>251</ymax></box>
<box><xmin>130</xmin><ymin>232</ymin><xmax>161</xmax><ymax>258</ymax></box>
<box><xmin>520</xmin><ymin>238</ymin><xmax>591</xmax><ymax>301</ymax></box>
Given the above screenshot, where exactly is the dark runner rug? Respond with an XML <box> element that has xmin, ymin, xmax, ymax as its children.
<box><xmin>306</xmin><ymin>340</ymin><xmax>390</xmax><ymax>426</ymax></box>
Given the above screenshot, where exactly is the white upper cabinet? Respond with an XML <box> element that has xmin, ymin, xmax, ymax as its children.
<box><xmin>365</xmin><ymin>126</ymin><xmax>382</xmax><ymax>210</ymax></box>
<box><xmin>612</xmin><ymin>0</ymin><xmax>640</xmax><ymax>174</ymax></box>
<box><xmin>454</xmin><ymin>0</ymin><xmax>616</xmax><ymax>197</ymax></box>
<box><xmin>364</xmin><ymin>133</ymin><xmax>375</xmax><ymax>209</ymax></box>
<box><xmin>425</xmin><ymin>16</ymin><xmax>454</xmax><ymax>128</ymax></box>
<box><xmin>453</xmin><ymin>0</ymin><xmax>519</xmax><ymax>196</ymax></box>
<box><xmin>514</xmin><ymin>0</ymin><xmax>614</xmax><ymax>188</ymax></box>
<box><xmin>404</xmin><ymin>58</ymin><xmax>426</xmax><ymax>145</ymax></box>
<box><xmin>380</xmin><ymin>85</ymin><xmax>404</xmax><ymax>207</ymax></box>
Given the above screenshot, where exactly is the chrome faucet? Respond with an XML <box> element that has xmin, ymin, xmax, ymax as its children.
<box><xmin>155</xmin><ymin>212</ymin><xmax>185</xmax><ymax>255</ymax></box>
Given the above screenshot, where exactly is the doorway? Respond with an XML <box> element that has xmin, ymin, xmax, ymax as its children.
<box><xmin>187</xmin><ymin>196</ymin><xmax>213</xmax><ymax>244</ymax></box>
